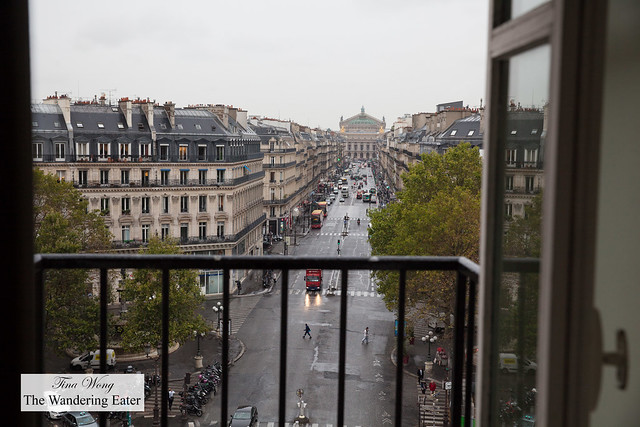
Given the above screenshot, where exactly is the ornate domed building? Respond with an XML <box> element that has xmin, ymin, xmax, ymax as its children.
<box><xmin>339</xmin><ymin>106</ymin><xmax>385</xmax><ymax>161</ymax></box>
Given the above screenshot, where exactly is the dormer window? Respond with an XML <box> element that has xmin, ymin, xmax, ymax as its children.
<box><xmin>76</xmin><ymin>122</ymin><xmax>84</xmax><ymax>128</ymax></box>
<box><xmin>111</xmin><ymin>107</ymin><xmax>119</xmax><ymax>112</ymax></box>
<box><xmin>177</xmin><ymin>124</ymin><xmax>184</xmax><ymax>130</ymax></box>
<box><xmin>54</xmin><ymin>121</ymin><xmax>61</xmax><ymax>128</ymax></box>
<box><xmin>467</xmin><ymin>130</ymin><xmax>475</xmax><ymax>136</ymax></box>
<box><xmin>195</xmin><ymin>124</ymin><xmax>202</xmax><ymax>130</ymax></box>
<box><xmin>450</xmin><ymin>130</ymin><xmax>457</xmax><ymax>136</ymax></box>
<box><xmin>531</xmin><ymin>129</ymin><xmax>538</xmax><ymax>135</ymax></box>
<box><xmin>511</xmin><ymin>130</ymin><xmax>517</xmax><ymax>135</ymax></box>
<box><xmin>117</xmin><ymin>123</ymin><xmax>125</xmax><ymax>129</ymax></box>
<box><xmin>97</xmin><ymin>123</ymin><xmax>105</xmax><ymax>129</ymax></box>
<box><xmin>32</xmin><ymin>121</ymin><xmax>38</xmax><ymax>127</ymax></box>
<box><xmin>160</xmin><ymin>123</ymin><xmax>167</xmax><ymax>130</ymax></box>
<box><xmin>138</xmin><ymin>123</ymin><xmax>144</xmax><ymax>130</ymax></box>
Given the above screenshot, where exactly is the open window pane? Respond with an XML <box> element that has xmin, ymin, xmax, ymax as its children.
<box><xmin>492</xmin><ymin>43</ymin><xmax>550</xmax><ymax>426</ymax></box>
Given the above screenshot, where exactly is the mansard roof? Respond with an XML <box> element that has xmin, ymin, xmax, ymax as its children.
<box><xmin>436</xmin><ymin>113</ymin><xmax>484</xmax><ymax>148</ymax></box>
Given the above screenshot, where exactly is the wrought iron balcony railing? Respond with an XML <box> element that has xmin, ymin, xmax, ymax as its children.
<box><xmin>33</xmin><ymin>254</ymin><xmax>480</xmax><ymax>426</ymax></box>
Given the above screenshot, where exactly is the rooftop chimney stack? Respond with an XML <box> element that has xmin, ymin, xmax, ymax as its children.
<box><xmin>119</xmin><ymin>97</ymin><xmax>132</xmax><ymax>128</ymax></box>
<box><xmin>236</xmin><ymin>108</ymin><xmax>248</xmax><ymax>131</ymax></box>
<box><xmin>210</xmin><ymin>104</ymin><xmax>229</xmax><ymax>130</ymax></box>
<box><xmin>141</xmin><ymin>100</ymin><xmax>154</xmax><ymax>128</ymax></box>
<box><xmin>164</xmin><ymin>101</ymin><xmax>175</xmax><ymax>129</ymax></box>
<box><xmin>43</xmin><ymin>93</ymin><xmax>71</xmax><ymax>126</ymax></box>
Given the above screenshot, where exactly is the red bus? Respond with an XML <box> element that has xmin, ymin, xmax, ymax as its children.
<box><xmin>310</xmin><ymin>209</ymin><xmax>323</xmax><ymax>229</ymax></box>
<box><xmin>317</xmin><ymin>201</ymin><xmax>328</xmax><ymax>217</ymax></box>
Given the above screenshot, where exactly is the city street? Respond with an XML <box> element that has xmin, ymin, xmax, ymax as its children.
<box><xmin>201</xmin><ymin>166</ymin><xmax>417</xmax><ymax>426</ymax></box>
<box><xmin>43</xmin><ymin>167</ymin><xmax>423</xmax><ymax>427</ymax></box>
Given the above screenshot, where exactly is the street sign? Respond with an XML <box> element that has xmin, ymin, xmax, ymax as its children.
<box><xmin>445</xmin><ymin>381</ymin><xmax>452</xmax><ymax>390</ymax></box>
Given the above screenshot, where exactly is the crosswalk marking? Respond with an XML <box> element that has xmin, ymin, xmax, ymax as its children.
<box><xmin>259</xmin><ymin>423</ymin><xmax>362</xmax><ymax>427</ymax></box>
<box><xmin>227</xmin><ymin>297</ymin><xmax>261</xmax><ymax>334</ymax></box>
<box><xmin>317</xmin><ymin>232</ymin><xmax>367</xmax><ymax>237</ymax></box>
<box><xmin>285</xmin><ymin>288</ymin><xmax>382</xmax><ymax>298</ymax></box>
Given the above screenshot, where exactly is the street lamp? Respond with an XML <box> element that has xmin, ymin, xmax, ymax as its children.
<box><xmin>212</xmin><ymin>302</ymin><xmax>224</xmax><ymax>334</ymax></box>
<box><xmin>193</xmin><ymin>330</ymin><xmax>205</xmax><ymax>369</ymax></box>
<box><xmin>292</xmin><ymin>207</ymin><xmax>300</xmax><ymax>246</ymax></box>
<box><xmin>423</xmin><ymin>331</ymin><xmax>438</xmax><ymax>359</ymax></box>
<box><xmin>145</xmin><ymin>344</ymin><xmax>162</xmax><ymax>426</ymax></box>
<box><xmin>193</xmin><ymin>330</ymin><xmax>205</xmax><ymax>357</ymax></box>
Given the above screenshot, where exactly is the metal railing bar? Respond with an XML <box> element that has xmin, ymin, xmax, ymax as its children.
<box><xmin>221</xmin><ymin>268</ymin><xmax>230</xmax><ymax>426</ymax></box>
<box><xmin>33</xmin><ymin>254</ymin><xmax>472</xmax><ymax>273</ymax></box>
<box><xmin>32</xmin><ymin>254</ymin><xmax>485</xmax><ymax>427</ymax></box>
<box><xmin>99</xmin><ymin>268</ymin><xmax>108</xmax><ymax>427</ymax></box>
<box><xmin>503</xmin><ymin>257</ymin><xmax>539</xmax><ymax>273</ymax></box>
<box><xmin>161</xmin><ymin>268</ymin><xmax>170</xmax><ymax>425</ymax></box>
<box><xmin>35</xmin><ymin>265</ymin><xmax>44</xmax><ymax>374</ymax></box>
<box><xmin>337</xmin><ymin>268</ymin><xmax>349</xmax><ymax>426</ymax></box>
<box><xmin>278</xmin><ymin>269</ymin><xmax>289</xmax><ymax>427</ymax></box>
<box><xmin>464</xmin><ymin>277</ymin><xmax>476</xmax><ymax>426</ymax></box>
<box><xmin>452</xmin><ymin>271</ymin><xmax>466</xmax><ymax>425</ymax></box>
<box><xmin>395</xmin><ymin>269</ymin><xmax>407</xmax><ymax>426</ymax></box>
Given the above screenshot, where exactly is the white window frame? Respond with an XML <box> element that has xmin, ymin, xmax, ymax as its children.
<box><xmin>33</xmin><ymin>142</ymin><xmax>43</xmax><ymax>161</ymax></box>
<box><xmin>55</xmin><ymin>143</ymin><xmax>65</xmax><ymax>161</ymax></box>
<box><xmin>141</xmin><ymin>224</ymin><xmax>150</xmax><ymax>243</ymax></box>
<box><xmin>98</xmin><ymin>143</ymin><xmax>110</xmax><ymax>160</ymax></box>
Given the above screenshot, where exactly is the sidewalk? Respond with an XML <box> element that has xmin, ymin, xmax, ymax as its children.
<box><xmin>391</xmin><ymin>338</ymin><xmax>452</xmax><ymax>426</ymax></box>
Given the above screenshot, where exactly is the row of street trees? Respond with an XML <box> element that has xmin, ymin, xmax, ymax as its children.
<box><xmin>368</xmin><ymin>143</ymin><xmax>541</xmax><ymax>358</ymax></box>
<box><xmin>368</xmin><ymin>143</ymin><xmax>482</xmax><ymax>332</ymax></box>
<box><xmin>34</xmin><ymin>169</ymin><xmax>207</xmax><ymax>356</ymax></box>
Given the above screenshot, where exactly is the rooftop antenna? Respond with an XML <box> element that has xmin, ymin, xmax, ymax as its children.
<box><xmin>100</xmin><ymin>88</ymin><xmax>117</xmax><ymax>106</ymax></box>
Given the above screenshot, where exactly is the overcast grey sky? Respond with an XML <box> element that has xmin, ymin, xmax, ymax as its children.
<box><xmin>29</xmin><ymin>0</ymin><xmax>489</xmax><ymax>130</ymax></box>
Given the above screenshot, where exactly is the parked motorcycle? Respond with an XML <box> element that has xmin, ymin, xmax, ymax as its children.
<box><xmin>180</xmin><ymin>403</ymin><xmax>203</xmax><ymax>417</ymax></box>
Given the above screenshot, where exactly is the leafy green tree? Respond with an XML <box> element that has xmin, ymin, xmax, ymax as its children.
<box><xmin>369</xmin><ymin>144</ymin><xmax>482</xmax><ymax>327</ymax></box>
<box><xmin>119</xmin><ymin>237</ymin><xmax>208</xmax><ymax>352</ymax></box>
<box><xmin>33</xmin><ymin>168</ymin><xmax>113</xmax><ymax>354</ymax></box>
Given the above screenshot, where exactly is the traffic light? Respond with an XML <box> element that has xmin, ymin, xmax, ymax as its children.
<box><xmin>337</xmin><ymin>239</ymin><xmax>341</xmax><ymax>246</ymax></box>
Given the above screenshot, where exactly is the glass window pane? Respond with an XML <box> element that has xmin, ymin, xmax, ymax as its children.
<box><xmin>492</xmin><ymin>43</ymin><xmax>550</xmax><ymax>425</ymax></box>
<box><xmin>511</xmin><ymin>0</ymin><xmax>549</xmax><ymax>20</ymax></box>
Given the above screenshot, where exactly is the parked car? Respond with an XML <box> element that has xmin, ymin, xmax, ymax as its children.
<box><xmin>70</xmin><ymin>349</ymin><xmax>116</xmax><ymax>371</ymax></box>
<box><xmin>45</xmin><ymin>409</ymin><xmax>65</xmax><ymax>420</ymax></box>
<box><xmin>339</xmin><ymin>197</ymin><xmax>345</xmax><ymax>202</ymax></box>
<box><xmin>229</xmin><ymin>405</ymin><xmax>258</xmax><ymax>427</ymax></box>
<box><xmin>523</xmin><ymin>358</ymin><xmax>537</xmax><ymax>374</ymax></box>
<box><xmin>60</xmin><ymin>411</ymin><xmax>98</xmax><ymax>427</ymax></box>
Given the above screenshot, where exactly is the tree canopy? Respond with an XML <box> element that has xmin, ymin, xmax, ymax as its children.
<box><xmin>33</xmin><ymin>168</ymin><xmax>113</xmax><ymax>354</ymax></box>
<box><xmin>119</xmin><ymin>237</ymin><xmax>208</xmax><ymax>352</ymax></box>
<box><xmin>368</xmin><ymin>144</ymin><xmax>482</xmax><ymax>327</ymax></box>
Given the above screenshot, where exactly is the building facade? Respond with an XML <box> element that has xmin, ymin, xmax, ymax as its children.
<box><xmin>339</xmin><ymin>106</ymin><xmax>386</xmax><ymax>161</ymax></box>
<box><xmin>32</xmin><ymin>95</ymin><xmax>265</xmax><ymax>293</ymax></box>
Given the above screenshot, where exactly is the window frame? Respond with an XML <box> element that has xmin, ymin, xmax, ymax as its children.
<box><xmin>479</xmin><ymin>1</ymin><xmax>609</xmax><ymax>426</ymax></box>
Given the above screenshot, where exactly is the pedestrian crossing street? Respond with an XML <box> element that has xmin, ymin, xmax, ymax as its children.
<box><xmin>283</xmin><ymin>288</ymin><xmax>383</xmax><ymax>298</ymax></box>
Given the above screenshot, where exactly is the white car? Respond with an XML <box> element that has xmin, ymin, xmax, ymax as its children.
<box><xmin>339</xmin><ymin>197</ymin><xmax>345</xmax><ymax>202</ymax></box>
